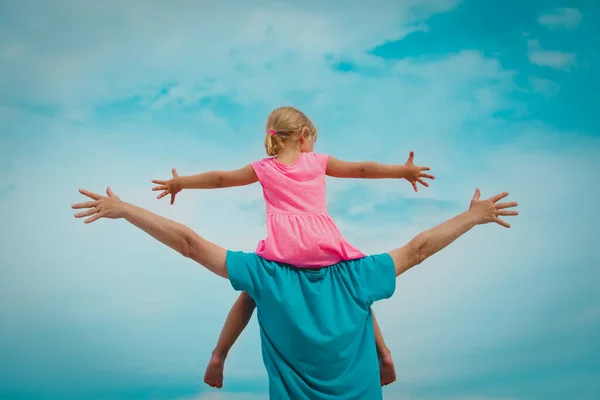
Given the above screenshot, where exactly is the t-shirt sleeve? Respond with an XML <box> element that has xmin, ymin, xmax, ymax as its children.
<box><xmin>313</xmin><ymin>153</ymin><xmax>329</xmax><ymax>174</ymax></box>
<box><xmin>226</xmin><ymin>250</ymin><xmax>271</xmax><ymax>301</ymax></box>
<box><xmin>356</xmin><ymin>253</ymin><xmax>396</xmax><ymax>305</ymax></box>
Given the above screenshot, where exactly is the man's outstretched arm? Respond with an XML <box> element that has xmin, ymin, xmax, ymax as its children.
<box><xmin>390</xmin><ymin>189</ymin><xmax>518</xmax><ymax>277</ymax></box>
<box><xmin>72</xmin><ymin>188</ymin><xmax>228</xmax><ymax>278</ymax></box>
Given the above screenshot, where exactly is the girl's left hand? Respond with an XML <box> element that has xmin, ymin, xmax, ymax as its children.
<box><xmin>152</xmin><ymin>168</ymin><xmax>182</xmax><ymax>205</ymax></box>
<box><xmin>404</xmin><ymin>151</ymin><xmax>435</xmax><ymax>192</ymax></box>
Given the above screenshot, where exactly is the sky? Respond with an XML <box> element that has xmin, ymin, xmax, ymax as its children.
<box><xmin>0</xmin><ymin>0</ymin><xmax>599</xmax><ymax>399</ymax></box>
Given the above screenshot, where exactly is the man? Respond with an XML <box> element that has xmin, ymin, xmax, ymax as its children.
<box><xmin>72</xmin><ymin>187</ymin><xmax>518</xmax><ymax>399</ymax></box>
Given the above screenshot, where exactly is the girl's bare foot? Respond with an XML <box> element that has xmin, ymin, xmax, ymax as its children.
<box><xmin>379</xmin><ymin>353</ymin><xmax>396</xmax><ymax>386</ymax></box>
<box><xmin>204</xmin><ymin>352</ymin><xmax>226</xmax><ymax>389</ymax></box>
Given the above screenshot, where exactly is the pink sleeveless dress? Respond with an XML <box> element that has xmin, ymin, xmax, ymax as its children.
<box><xmin>251</xmin><ymin>152</ymin><xmax>366</xmax><ymax>268</ymax></box>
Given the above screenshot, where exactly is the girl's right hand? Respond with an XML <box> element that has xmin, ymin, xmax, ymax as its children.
<box><xmin>152</xmin><ymin>168</ymin><xmax>182</xmax><ymax>205</ymax></box>
<box><xmin>404</xmin><ymin>151</ymin><xmax>435</xmax><ymax>192</ymax></box>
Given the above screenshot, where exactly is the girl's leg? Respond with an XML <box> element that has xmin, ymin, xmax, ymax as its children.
<box><xmin>372</xmin><ymin>310</ymin><xmax>396</xmax><ymax>386</ymax></box>
<box><xmin>204</xmin><ymin>291</ymin><xmax>256</xmax><ymax>388</ymax></box>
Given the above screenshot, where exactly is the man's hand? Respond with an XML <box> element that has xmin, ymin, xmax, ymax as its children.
<box><xmin>468</xmin><ymin>189</ymin><xmax>519</xmax><ymax>228</ymax></box>
<box><xmin>404</xmin><ymin>151</ymin><xmax>435</xmax><ymax>192</ymax></box>
<box><xmin>152</xmin><ymin>168</ymin><xmax>182</xmax><ymax>205</ymax></box>
<box><xmin>72</xmin><ymin>187</ymin><xmax>126</xmax><ymax>223</ymax></box>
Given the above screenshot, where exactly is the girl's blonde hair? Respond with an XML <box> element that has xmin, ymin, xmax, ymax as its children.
<box><xmin>264</xmin><ymin>106</ymin><xmax>317</xmax><ymax>156</ymax></box>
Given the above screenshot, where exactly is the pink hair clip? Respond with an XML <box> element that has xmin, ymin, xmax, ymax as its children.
<box><xmin>268</xmin><ymin>129</ymin><xmax>277</xmax><ymax>136</ymax></box>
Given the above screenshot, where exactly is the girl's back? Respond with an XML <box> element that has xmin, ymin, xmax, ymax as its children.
<box><xmin>252</xmin><ymin>152</ymin><xmax>365</xmax><ymax>268</ymax></box>
<box><xmin>253</xmin><ymin>152</ymin><xmax>328</xmax><ymax>214</ymax></box>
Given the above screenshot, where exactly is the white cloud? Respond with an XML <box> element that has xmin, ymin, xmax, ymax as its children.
<box><xmin>0</xmin><ymin>0</ymin><xmax>460</xmax><ymax>109</ymax></box>
<box><xmin>527</xmin><ymin>39</ymin><xmax>576</xmax><ymax>70</ymax></box>
<box><xmin>538</xmin><ymin>8</ymin><xmax>582</xmax><ymax>29</ymax></box>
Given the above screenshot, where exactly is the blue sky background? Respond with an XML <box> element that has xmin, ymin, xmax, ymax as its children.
<box><xmin>1</xmin><ymin>0</ymin><xmax>599</xmax><ymax>399</ymax></box>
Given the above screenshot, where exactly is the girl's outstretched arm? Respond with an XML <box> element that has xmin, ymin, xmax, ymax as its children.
<box><xmin>152</xmin><ymin>165</ymin><xmax>258</xmax><ymax>204</ymax></box>
<box><xmin>177</xmin><ymin>165</ymin><xmax>258</xmax><ymax>189</ymax></box>
<box><xmin>72</xmin><ymin>188</ymin><xmax>229</xmax><ymax>278</ymax></box>
<box><xmin>326</xmin><ymin>151</ymin><xmax>435</xmax><ymax>192</ymax></box>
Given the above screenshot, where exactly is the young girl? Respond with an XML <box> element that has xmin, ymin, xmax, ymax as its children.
<box><xmin>151</xmin><ymin>106</ymin><xmax>435</xmax><ymax>389</ymax></box>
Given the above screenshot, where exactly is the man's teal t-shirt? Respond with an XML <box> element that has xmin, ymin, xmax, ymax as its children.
<box><xmin>226</xmin><ymin>251</ymin><xmax>396</xmax><ymax>399</ymax></box>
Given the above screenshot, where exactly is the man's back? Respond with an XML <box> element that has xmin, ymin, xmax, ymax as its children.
<box><xmin>226</xmin><ymin>251</ymin><xmax>396</xmax><ymax>399</ymax></box>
